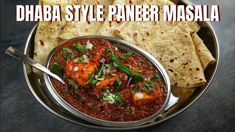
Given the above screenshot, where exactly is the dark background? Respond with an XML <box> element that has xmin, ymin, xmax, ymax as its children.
<box><xmin>1</xmin><ymin>0</ymin><xmax>234</xmax><ymax>131</ymax></box>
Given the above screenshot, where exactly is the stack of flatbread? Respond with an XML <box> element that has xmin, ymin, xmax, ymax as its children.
<box><xmin>34</xmin><ymin>0</ymin><xmax>215</xmax><ymax>90</ymax></box>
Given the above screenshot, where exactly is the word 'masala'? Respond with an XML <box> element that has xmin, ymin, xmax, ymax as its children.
<box><xmin>164</xmin><ymin>5</ymin><xmax>220</xmax><ymax>21</ymax></box>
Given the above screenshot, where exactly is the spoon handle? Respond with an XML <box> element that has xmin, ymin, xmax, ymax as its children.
<box><xmin>5</xmin><ymin>46</ymin><xmax>65</xmax><ymax>84</ymax></box>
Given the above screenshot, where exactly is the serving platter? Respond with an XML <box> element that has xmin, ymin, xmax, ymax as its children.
<box><xmin>23</xmin><ymin>1</ymin><xmax>219</xmax><ymax>130</ymax></box>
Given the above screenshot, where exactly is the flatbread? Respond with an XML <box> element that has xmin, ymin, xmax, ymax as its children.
<box><xmin>115</xmin><ymin>0</ymin><xmax>207</xmax><ymax>88</ymax></box>
<box><xmin>34</xmin><ymin>0</ymin><xmax>80</xmax><ymax>69</ymax></box>
<box><xmin>118</xmin><ymin>21</ymin><xmax>206</xmax><ymax>88</ymax></box>
<box><xmin>40</xmin><ymin>0</ymin><xmax>81</xmax><ymax>4</ymax></box>
<box><xmin>187</xmin><ymin>22</ymin><xmax>201</xmax><ymax>33</ymax></box>
<box><xmin>172</xmin><ymin>87</ymin><xmax>195</xmax><ymax>103</ymax></box>
<box><xmin>183</xmin><ymin>5</ymin><xmax>216</xmax><ymax>69</ymax></box>
<box><xmin>40</xmin><ymin>0</ymin><xmax>82</xmax><ymax>14</ymax></box>
<box><xmin>97</xmin><ymin>0</ymin><xmax>142</xmax><ymax>36</ymax></box>
<box><xmin>59</xmin><ymin>0</ymin><xmax>114</xmax><ymax>40</ymax></box>
<box><xmin>191</xmin><ymin>32</ymin><xmax>216</xmax><ymax>70</ymax></box>
<box><xmin>33</xmin><ymin>0</ymin><xmax>214</xmax><ymax>89</ymax></box>
<box><xmin>98</xmin><ymin>0</ymin><xmax>215</xmax><ymax>87</ymax></box>
<box><xmin>187</xmin><ymin>22</ymin><xmax>216</xmax><ymax>70</ymax></box>
<box><xmin>34</xmin><ymin>21</ymin><xmax>66</xmax><ymax>65</ymax></box>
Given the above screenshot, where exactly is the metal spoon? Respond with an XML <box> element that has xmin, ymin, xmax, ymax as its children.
<box><xmin>5</xmin><ymin>46</ymin><xmax>65</xmax><ymax>84</ymax></box>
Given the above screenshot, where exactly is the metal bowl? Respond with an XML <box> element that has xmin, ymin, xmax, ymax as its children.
<box><xmin>43</xmin><ymin>36</ymin><xmax>171</xmax><ymax>127</ymax></box>
<box><xmin>22</xmin><ymin>2</ymin><xmax>219</xmax><ymax>130</ymax></box>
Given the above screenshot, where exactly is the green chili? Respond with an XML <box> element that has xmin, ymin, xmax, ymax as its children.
<box><xmin>105</xmin><ymin>49</ymin><xmax>145</xmax><ymax>81</ymax></box>
<box><xmin>87</xmin><ymin>63</ymin><xmax>105</xmax><ymax>86</ymax></box>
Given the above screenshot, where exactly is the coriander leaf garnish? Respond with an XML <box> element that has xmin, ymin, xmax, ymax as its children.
<box><xmin>119</xmin><ymin>51</ymin><xmax>133</xmax><ymax>59</ymax></box>
<box><xmin>87</xmin><ymin>63</ymin><xmax>105</xmax><ymax>86</ymax></box>
<box><xmin>87</xmin><ymin>74</ymin><xmax>97</xmax><ymax>86</ymax></box>
<box><xmin>135</xmin><ymin>67</ymin><xmax>142</xmax><ymax>73</ymax></box>
<box><xmin>114</xmin><ymin>93</ymin><xmax>124</xmax><ymax>105</ymax></box>
<box><xmin>102</xmin><ymin>92</ymin><xmax>124</xmax><ymax>105</ymax></box>
<box><xmin>102</xmin><ymin>93</ymin><xmax>116</xmax><ymax>104</ymax></box>
<box><xmin>51</xmin><ymin>63</ymin><xmax>63</xmax><ymax>77</ymax></box>
<box><xmin>126</xmin><ymin>51</ymin><xmax>133</xmax><ymax>56</ymax></box>
<box><xmin>141</xmin><ymin>81</ymin><xmax>155</xmax><ymax>94</ymax></box>
<box><xmin>113</xmin><ymin>78</ymin><xmax>122</xmax><ymax>89</ymax></box>
<box><xmin>151</xmin><ymin>73</ymin><xmax>162</xmax><ymax>81</ymax></box>
<box><xmin>73</xmin><ymin>43</ymin><xmax>88</xmax><ymax>53</ymax></box>
<box><xmin>75</xmin><ymin>57</ymin><xmax>85</xmax><ymax>63</ymax></box>
<box><xmin>62</xmin><ymin>48</ymin><xmax>73</xmax><ymax>58</ymax></box>
<box><xmin>132</xmin><ymin>85</ymin><xmax>140</xmax><ymax>95</ymax></box>
<box><xmin>67</xmin><ymin>78</ymin><xmax>79</xmax><ymax>91</ymax></box>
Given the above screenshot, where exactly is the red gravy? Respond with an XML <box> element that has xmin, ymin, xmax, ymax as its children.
<box><xmin>49</xmin><ymin>38</ymin><xmax>166</xmax><ymax>121</ymax></box>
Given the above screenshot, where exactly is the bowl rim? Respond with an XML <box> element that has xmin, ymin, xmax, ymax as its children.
<box><xmin>43</xmin><ymin>36</ymin><xmax>172</xmax><ymax>127</ymax></box>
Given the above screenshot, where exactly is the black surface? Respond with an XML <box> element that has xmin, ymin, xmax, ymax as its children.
<box><xmin>1</xmin><ymin>0</ymin><xmax>235</xmax><ymax>132</ymax></box>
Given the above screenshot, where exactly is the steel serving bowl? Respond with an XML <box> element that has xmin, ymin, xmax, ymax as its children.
<box><xmin>22</xmin><ymin>1</ymin><xmax>219</xmax><ymax>130</ymax></box>
<box><xmin>43</xmin><ymin>36</ymin><xmax>171</xmax><ymax>127</ymax></box>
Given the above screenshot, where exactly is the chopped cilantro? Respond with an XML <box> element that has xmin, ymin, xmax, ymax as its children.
<box><xmin>62</xmin><ymin>48</ymin><xmax>75</xmax><ymax>59</ymax></box>
<box><xmin>126</xmin><ymin>51</ymin><xmax>133</xmax><ymax>56</ymax></box>
<box><xmin>87</xmin><ymin>74</ymin><xmax>97</xmax><ymax>86</ymax></box>
<box><xmin>102</xmin><ymin>87</ymin><xmax>108</xmax><ymax>92</ymax></box>
<box><xmin>141</xmin><ymin>81</ymin><xmax>155</xmax><ymax>93</ymax></box>
<box><xmin>135</xmin><ymin>67</ymin><xmax>142</xmax><ymax>73</ymax></box>
<box><xmin>102</xmin><ymin>93</ymin><xmax>115</xmax><ymax>104</ymax></box>
<box><xmin>102</xmin><ymin>92</ymin><xmax>124</xmax><ymax>105</ymax></box>
<box><xmin>87</xmin><ymin>63</ymin><xmax>104</xmax><ymax>86</ymax></box>
<box><xmin>119</xmin><ymin>51</ymin><xmax>133</xmax><ymax>59</ymax></box>
<box><xmin>113</xmin><ymin>78</ymin><xmax>122</xmax><ymax>89</ymax></box>
<box><xmin>51</xmin><ymin>63</ymin><xmax>63</xmax><ymax>77</ymax></box>
<box><xmin>73</xmin><ymin>43</ymin><xmax>88</xmax><ymax>53</ymax></box>
<box><xmin>67</xmin><ymin>78</ymin><xmax>79</xmax><ymax>91</ymax></box>
<box><xmin>113</xmin><ymin>93</ymin><xmax>124</xmax><ymax>105</ymax></box>
<box><xmin>132</xmin><ymin>85</ymin><xmax>139</xmax><ymax>95</ymax></box>
<box><xmin>70</xmin><ymin>53</ymin><xmax>75</xmax><ymax>59</ymax></box>
<box><xmin>75</xmin><ymin>57</ymin><xmax>84</xmax><ymax>63</ymax></box>
<box><xmin>62</xmin><ymin>48</ymin><xmax>72</xmax><ymax>58</ymax></box>
<box><xmin>151</xmin><ymin>73</ymin><xmax>162</xmax><ymax>81</ymax></box>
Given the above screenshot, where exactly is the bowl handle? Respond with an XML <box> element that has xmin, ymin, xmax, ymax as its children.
<box><xmin>165</xmin><ymin>93</ymin><xmax>179</xmax><ymax>110</ymax></box>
